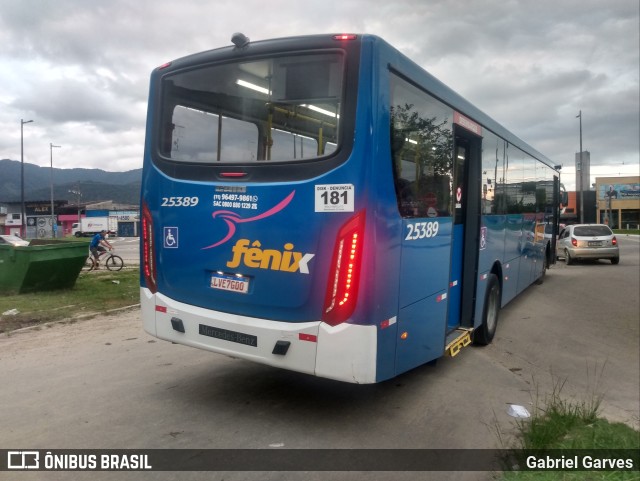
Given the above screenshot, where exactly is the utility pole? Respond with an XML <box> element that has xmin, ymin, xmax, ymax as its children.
<box><xmin>608</xmin><ymin>190</ymin><xmax>612</xmax><ymax>228</ymax></box>
<box><xmin>576</xmin><ymin>111</ymin><xmax>584</xmax><ymax>224</ymax></box>
<box><xmin>20</xmin><ymin>119</ymin><xmax>34</xmax><ymax>238</ymax></box>
<box><xmin>50</xmin><ymin>143</ymin><xmax>61</xmax><ymax>238</ymax></box>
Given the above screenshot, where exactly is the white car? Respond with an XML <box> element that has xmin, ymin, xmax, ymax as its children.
<box><xmin>556</xmin><ymin>224</ymin><xmax>619</xmax><ymax>265</ymax></box>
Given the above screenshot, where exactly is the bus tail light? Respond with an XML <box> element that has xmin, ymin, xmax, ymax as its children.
<box><xmin>142</xmin><ymin>202</ymin><xmax>158</xmax><ymax>293</ymax></box>
<box><xmin>322</xmin><ymin>211</ymin><xmax>366</xmax><ymax>326</ymax></box>
<box><xmin>333</xmin><ymin>34</ymin><xmax>357</xmax><ymax>41</ymax></box>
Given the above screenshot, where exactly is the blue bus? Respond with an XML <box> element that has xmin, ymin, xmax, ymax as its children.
<box><xmin>140</xmin><ymin>33</ymin><xmax>561</xmax><ymax>383</ymax></box>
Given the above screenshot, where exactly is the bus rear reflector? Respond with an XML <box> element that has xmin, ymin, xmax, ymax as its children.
<box><xmin>322</xmin><ymin>211</ymin><xmax>366</xmax><ymax>326</ymax></box>
<box><xmin>299</xmin><ymin>333</ymin><xmax>317</xmax><ymax>343</ymax></box>
<box><xmin>142</xmin><ymin>202</ymin><xmax>157</xmax><ymax>293</ymax></box>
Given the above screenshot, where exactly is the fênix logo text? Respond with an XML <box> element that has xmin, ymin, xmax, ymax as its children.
<box><xmin>227</xmin><ymin>239</ymin><xmax>315</xmax><ymax>274</ymax></box>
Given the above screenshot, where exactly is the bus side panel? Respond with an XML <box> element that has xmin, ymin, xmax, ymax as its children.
<box><xmin>517</xmin><ymin>215</ymin><xmax>536</xmax><ymax>293</ymax></box>
<box><xmin>395</xmin><ymin>291</ymin><xmax>447</xmax><ymax>375</ymax></box>
<box><xmin>398</xmin><ymin>219</ymin><xmax>453</xmax><ymax>309</ymax></box>
<box><xmin>361</xmin><ymin>37</ymin><xmax>405</xmax><ymax>383</ymax></box>
<box><xmin>393</xmin><ymin>219</ymin><xmax>452</xmax><ymax>374</ymax></box>
<box><xmin>501</xmin><ymin>214</ymin><xmax>523</xmax><ymax>305</ymax></box>
<box><xmin>474</xmin><ymin>215</ymin><xmax>505</xmax><ymax>329</ymax></box>
<box><xmin>477</xmin><ymin>215</ymin><xmax>506</xmax><ymax>274</ymax></box>
<box><xmin>531</xmin><ymin>213</ymin><xmax>547</xmax><ymax>282</ymax></box>
<box><xmin>374</xmin><ymin>40</ymin><xmax>454</xmax><ymax>377</ymax></box>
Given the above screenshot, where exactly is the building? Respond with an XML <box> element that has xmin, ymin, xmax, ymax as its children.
<box><xmin>82</xmin><ymin>201</ymin><xmax>140</xmax><ymax>237</ymax></box>
<box><xmin>0</xmin><ymin>199</ymin><xmax>140</xmax><ymax>238</ymax></box>
<box><xmin>575</xmin><ymin>150</ymin><xmax>591</xmax><ymax>192</ymax></box>
<box><xmin>595</xmin><ymin>176</ymin><xmax>640</xmax><ymax>229</ymax></box>
<box><xmin>0</xmin><ymin>200</ymin><xmax>67</xmax><ymax>238</ymax></box>
<box><xmin>562</xmin><ymin>190</ymin><xmax>596</xmax><ymax>225</ymax></box>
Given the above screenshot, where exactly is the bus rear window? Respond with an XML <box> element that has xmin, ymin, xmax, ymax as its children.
<box><xmin>158</xmin><ymin>53</ymin><xmax>344</xmax><ymax>164</ymax></box>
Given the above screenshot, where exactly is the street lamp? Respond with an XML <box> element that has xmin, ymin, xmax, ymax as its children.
<box><xmin>576</xmin><ymin>111</ymin><xmax>584</xmax><ymax>224</ymax></box>
<box><xmin>552</xmin><ymin>164</ymin><xmax>563</xmax><ymax>262</ymax></box>
<box><xmin>68</xmin><ymin>186</ymin><xmax>82</xmax><ymax>230</ymax></box>
<box><xmin>50</xmin><ymin>143</ymin><xmax>61</xmax><ymax>238</ymax></box>
<box><xmin>20</xmin><ymin>119</ymin><xmax>34</xmax><ymax>238</ymax></box>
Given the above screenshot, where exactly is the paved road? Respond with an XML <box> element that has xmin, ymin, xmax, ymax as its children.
<box><xmin>109</xmin><ymin>237</ymin><xmax>139</xmax><ymax>265</ymax></box>
<box><xmin>1</xmin><ymin>236</ymin><xmax>638</xmax><ymax>481</ymax></box>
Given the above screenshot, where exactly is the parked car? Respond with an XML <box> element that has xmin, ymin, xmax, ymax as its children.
<box><xmin>556</xmin><ymin>224</ymin><xmax>619</xmax><ymax>265</ymax></box>
<box><xmin>543</xmin><ymin>222</ymin><xmax>566</xmax><ymax>241</ymax></box>
<box><xmin>0</xmin><ymin>234</ymin><xmax>30</xmax><ymax>246</ymax></box>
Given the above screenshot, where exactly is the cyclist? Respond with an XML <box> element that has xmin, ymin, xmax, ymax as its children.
<box><xmin>90</xmin><ymin>230</ymin><xmax>113</xmax><ymax>269</ymax></box>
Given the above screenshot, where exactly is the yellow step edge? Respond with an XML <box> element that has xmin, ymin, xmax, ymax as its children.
<box><xmin>445</xmin><ymin>328</ymin><xmax>473</xmax><ymax>357</ymax></box>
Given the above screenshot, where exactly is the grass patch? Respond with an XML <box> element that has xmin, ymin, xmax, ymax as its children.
<box><xmin>500</xmin><ymin>373</ymin><xmax>640</xmax><ymax>480</ymax></box>
<box><xmin>613</xmin><ymin>229</ymin><xmax>640</xmax><ymax>235</ymax></box>
<box><xmin>0</xmin><ymin>268</ymin><xmax>140</xmax><ymax>333</ymax></box>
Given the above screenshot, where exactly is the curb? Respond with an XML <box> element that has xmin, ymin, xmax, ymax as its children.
<box><xmin>2</xmin><ymin>303</ymin><xmax>141</xmax><ymax>336</ymax></box>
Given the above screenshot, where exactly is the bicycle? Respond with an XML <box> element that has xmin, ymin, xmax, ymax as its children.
<box><xmin>83</xmin><ymin>249</ymin><xmax>124</xmax><ymax>272</ymax></box>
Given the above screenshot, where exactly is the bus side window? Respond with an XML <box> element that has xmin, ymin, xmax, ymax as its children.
<box><xmin>390</xmin><ymin>74</ymin><xmax>453</xmax><ymax>219</ymax></box>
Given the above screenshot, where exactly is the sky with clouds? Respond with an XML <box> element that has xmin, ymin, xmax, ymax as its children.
<box><xmin>0</xmin><ymin>0</ymin><xmax>638</xmax><ymax>190</ymax></box>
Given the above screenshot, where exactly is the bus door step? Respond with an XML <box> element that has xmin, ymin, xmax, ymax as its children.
<box><xmin>445</xmin><ymin>328</ymin><xmax>473</xmax><ymax>357</ymax></box>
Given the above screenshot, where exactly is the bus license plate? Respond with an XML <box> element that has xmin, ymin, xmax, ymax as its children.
<box><xmin>210</xmin><ymin>273</ymin><xmax>250</xmax><ymax>294</ymax></box>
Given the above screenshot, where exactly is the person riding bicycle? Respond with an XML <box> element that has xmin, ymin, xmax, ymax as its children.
<box><xmin>90</xmin><ymin>230</ymin><xmax>113</xmax><ymax>269</ymax></box>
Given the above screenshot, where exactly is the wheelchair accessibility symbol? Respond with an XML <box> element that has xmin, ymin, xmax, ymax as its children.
<box><xmin>164</xmin><ymin>227</ymin><xmax>178</xmax><ymax>248</ymax></box>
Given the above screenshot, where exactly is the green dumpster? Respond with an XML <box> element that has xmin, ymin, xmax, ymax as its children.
<box><xmin>0</xmin><ymin>240</ymin><xmax>88</xmax><ymax>294</ymax></box>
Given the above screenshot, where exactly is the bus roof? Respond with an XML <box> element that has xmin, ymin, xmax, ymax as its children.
<box><xmin>156</xmin><ymin>33</ymin><xmax>558</xmax><ymax>171</ymax></box>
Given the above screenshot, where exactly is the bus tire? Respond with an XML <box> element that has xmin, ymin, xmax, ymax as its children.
<box><xmin>474</xmin><ymin>273</ymin><xmax>500</xmax><ymax>346</ymax></box>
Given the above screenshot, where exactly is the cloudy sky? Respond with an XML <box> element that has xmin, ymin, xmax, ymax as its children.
<box><xmin>1</xmin><ymin>0</ymin><xmax>638</xmax><ymax>190</ymax></box>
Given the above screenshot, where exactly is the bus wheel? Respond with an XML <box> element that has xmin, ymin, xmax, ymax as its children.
<box><xmin>474</xmin><ymin>273</ymin><xmax>500</xmax><ymax>345</ymax></box>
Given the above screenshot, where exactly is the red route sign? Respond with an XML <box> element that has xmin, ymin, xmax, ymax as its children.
<box><xmin>453</xmin><ymin>112</ymin><xmax>482</xmax><ymax>136</ymax></box>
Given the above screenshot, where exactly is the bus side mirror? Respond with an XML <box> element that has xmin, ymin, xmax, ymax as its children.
<box><xmin>561</xmin><ymin>192</ymin><xmax>568</xmax><ymax>205</ymax></box>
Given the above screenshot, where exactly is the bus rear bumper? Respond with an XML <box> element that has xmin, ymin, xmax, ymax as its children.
<box><xmin>141</xmin><ymin>288</ymin><xmax>378</xmax><ymax>383</ymax></box>
<box><xmin>315</xmin><ymin>322</ymin><xmax>377</xmax><ymax>383</ymax></box>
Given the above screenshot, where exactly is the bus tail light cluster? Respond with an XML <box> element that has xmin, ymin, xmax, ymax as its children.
<box><xmin>142</xmin><ymin>202</ymin><xmax>157</xmax><ymax>293</ymax></box>
<box><xmin>322</xmin><ymin>211</ymin><xmax>366</xmax><ymax>326</ymax></box>
<box><xmin>333</xmin><ymin>34</ymin><xmax>357</xmax><ymax>41</ymax></box>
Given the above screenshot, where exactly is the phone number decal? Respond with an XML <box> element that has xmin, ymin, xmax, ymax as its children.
<box><xmin>405</xmin><ymin>221</ymin><xmax>439</xmax><ymax>241</ymax></box>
